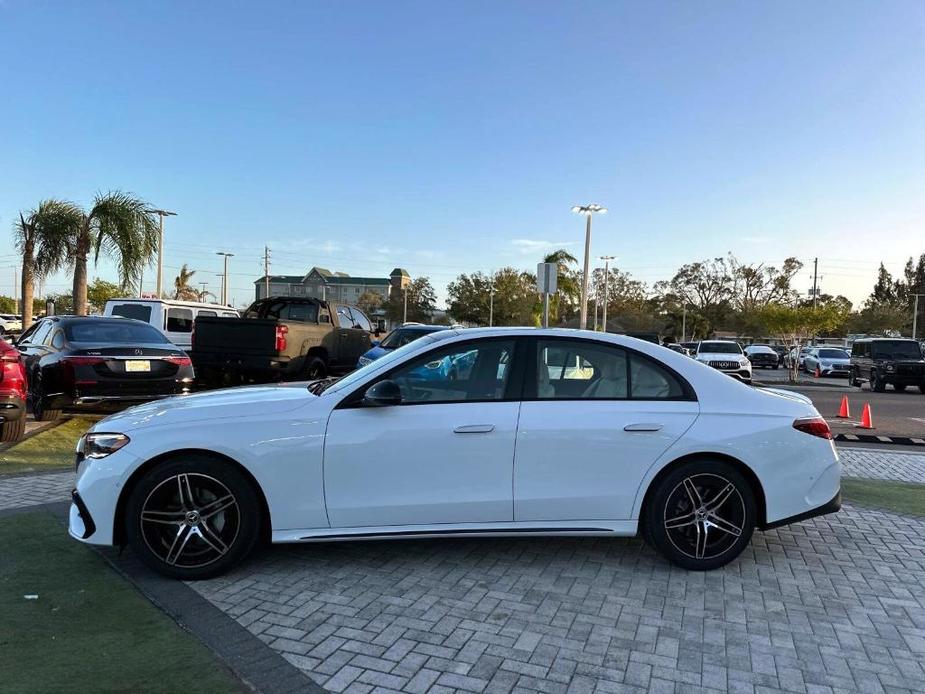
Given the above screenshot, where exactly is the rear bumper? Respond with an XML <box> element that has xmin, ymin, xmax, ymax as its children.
<box><xmin>50</xmin><ymin>384</ymin><xmax>191</xmax><ymax>411</ymax></box>
<box><xmin>192</xmin><ymin>352</ymin><xmax>302</xmax><ymax>381</ymax></box>
<box><xmin>760</xmin><ymin>490</ymin><xmax>841</xmax><ymax>530</ymax></box>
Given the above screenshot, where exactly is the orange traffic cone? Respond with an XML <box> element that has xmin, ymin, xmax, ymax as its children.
<box><xmin>837</xmin><ymin>395</ymin><xmax>850</xmax><ymax>419</ymax></box>
<box><xmin>856</xmin><ymin>402</ymin><xmax>874</xmax><ymax>429</ymax></box>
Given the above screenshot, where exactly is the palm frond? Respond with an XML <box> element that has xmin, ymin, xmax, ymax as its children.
<box><xmin>89</xmin><ymin>190</ymin><xmax>159</xmax><ymax>286</ymax></box>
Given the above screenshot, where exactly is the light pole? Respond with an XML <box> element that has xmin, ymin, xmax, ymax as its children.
<box><xmin>146</xmin><ymin>209</ymin><xmax>176</xmax><ymax>298</ymax></box>
<box><xmin>599</xmin><ymin>255</ymin><xmax>615</xmax><ymax>332</ymax></box>
<box><xmin>913</xmin><ymin>294</ymin><xmax>925</xmax><ymax>340</ymax></box>
<box><xmin>216</xmin><ymin>252</ymin><xmax>234</xmax><ymax>305</ymax></box>
<box><xmin>215</xmin><ymin>273</ymin><xmax>225</xmax><ymax>306</ymax></box>
<box><xmin>489</xmin><ymin>280</ymin><xmax>495</xmax><ymax>327</ymax></box>
<box><xmin>572</xmin><ymin>204</ymin><xmax>607</xmax><ymax>330</ymax></box>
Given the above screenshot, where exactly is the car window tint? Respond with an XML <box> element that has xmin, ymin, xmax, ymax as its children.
<box><xmin>284</xmin><ymin>303</ymin><xmax>318</xmax><ymax>322</ymax></box>
<box><xmin>536</xmin><ymin>340</ymin><xmax>628</xmax><ymax>399</ymax></box>
<box><xmin>166</xmin><ymin>308</ymin><xmax>194</xmax><ymax>332</ymax></box>
<box><xmin>630</xmin><ymin>354</ymin><xmax>685</xmax><ymax>399</ymax></box>
<box><xmin>50</xmin><ymin>330</ymin><xmax>66</xmax><ymax>350</ymax></box>
<box><xmin>197</xmin><ymin>310</ymin><xmax>217</xmax><ymax>317</ymax></box>
<box><xmin>65</xmin><ymin>321</ymin><xmax>169</xmax><ymax>344</ymax></box>
<box><xmin>389</xmin><ymin>339</ymin><xmax>515</xmax><ymax>403</ymax></box>
<box><xmin>109</xmin><ymin>303</ymin><xmax>153</xmax><ymax>322</ymax></box>
<box><xmin>31</xmin><ymin>321</ymin><xmax>53</xmax><ymax>345</ymax></box>
<box><xmin>18</xmin><ymin>322</ymin><xmax>42</xmax><ymax>344</ymax></box>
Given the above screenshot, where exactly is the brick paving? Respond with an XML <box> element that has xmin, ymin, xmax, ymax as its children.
<box><xmin>839</xmin><ymin>447</ymin><xmax>925</xmax><ymax>483</ymax></box>
<box><xmin>0</xmin><ymin>470</ymin><xmax>74</xmax><ymax>511</ymax></box>
<box><xmin>191</xmin><ymin>504</ymin><xmax>925</xmax><ymax>693</ymax></box>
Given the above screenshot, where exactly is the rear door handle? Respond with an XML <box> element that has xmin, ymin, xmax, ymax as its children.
<box><xmin>453</xmin><ymin>424</ymin><xmax>495</xmax><ymax>434</ymax></box>
<box><xmin>624</xmin><ymin>423</ymin><xmax>663</xmax><ymax>432</ymax></box>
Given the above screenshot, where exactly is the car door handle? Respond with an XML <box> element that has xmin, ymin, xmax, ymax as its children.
<box><xmin>453</xmin><ymin>424</ymin><xmax>495</xmax><ymax>434</ymax></box>
<box><xmin>624</xmin><ymin>423</ymin><xmax>663</xmax><ymax>432</ymax></box>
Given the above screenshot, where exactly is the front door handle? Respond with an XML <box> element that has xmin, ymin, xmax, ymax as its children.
<box><xmin>453</xmin><ymin>424</ymin><xmax>495</xmax><ymax>434</ymax></box>
<box><xmin>624</xmin><ymin>423</ymin><xmax>663</xmax><ymax>432</ymax></box>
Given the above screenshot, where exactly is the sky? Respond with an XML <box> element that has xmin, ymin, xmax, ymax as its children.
<box><xmin>1</xmin><ymin>0</ymin><xmax>924</xmax><ymax>309</ymax></box>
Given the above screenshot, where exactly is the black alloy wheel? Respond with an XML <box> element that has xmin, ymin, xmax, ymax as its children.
<box><xmin>125</xmin><ymin>455</ymin><xmax>261</xmax><ymax>580</ymax></box>
<box><xmin>644</xmin><ymin>460</ymin><xmax>755</xmax><ymax>571</ymax></box>
<box><xmin>303</xmin><ymin>356</ymin><xmax>327</xmax><ymax>380</ymax></box>
<box><xmin>30</xmin><ymin>378</ymin><xmax>61</xmax><ymax>422</ymax></box>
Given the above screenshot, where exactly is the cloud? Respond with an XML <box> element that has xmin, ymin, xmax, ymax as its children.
<box><xmin>510</xmin><ymin>239</ymin><xmax>577</xmax><ymax>254</ymax></box>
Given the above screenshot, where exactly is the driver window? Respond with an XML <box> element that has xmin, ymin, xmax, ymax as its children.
<box><xmin>389</xmin><ymin>339</ymin><xmax>515</xmax><ymax>403</ymax></box>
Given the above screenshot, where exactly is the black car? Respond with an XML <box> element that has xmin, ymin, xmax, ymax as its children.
<box><xmin>770</xmin><ymin>345</ymin><xmax>787</xmax><ymax>366</ymax></box>
<box><xmin>16</xmin><ymin>316</ymin><xmax>195</xmax><ymax>420</ymax></box>
<box><xmin>850</xmin><ymin>338</ymin><xmax>925</xmax><ymax>393</ymax></box>
<box><xmin>744</xmin><ymin>344</ymin><xmax>780</xmax><ymax>369</ymax></box>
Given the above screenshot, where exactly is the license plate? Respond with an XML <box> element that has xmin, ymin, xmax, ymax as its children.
<box><xmin>125</xmin><ymin>360</ymin><xmax>150</xmax><ymax>372</ymax></box>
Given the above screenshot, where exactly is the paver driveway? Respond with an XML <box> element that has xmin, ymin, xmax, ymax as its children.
<box><xmin>192</xmin><ymin>503</ymin><xmax>925</xmax><ymax>694</ymax></box>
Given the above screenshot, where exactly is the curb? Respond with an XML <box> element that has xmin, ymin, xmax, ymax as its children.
<box><xmin>835</xmin><ymin>433</ymin><xmax>925</xmax><ymax>447</ymax></box>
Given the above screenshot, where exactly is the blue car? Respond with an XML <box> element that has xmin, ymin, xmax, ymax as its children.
<box><xmin>357</xmin><ymin>324</ymin><xmax>451</xmax><ymax>378</ymax></box>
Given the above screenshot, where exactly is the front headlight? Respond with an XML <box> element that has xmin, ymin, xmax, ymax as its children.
<box><xmin>358</xmin><ymin>356</ymin><xmax>372</xmax><ymax>367</ymax></box>
<box><xmin>78</xmin><ymin>433</ymin><xmax>130</xmax><ymax>460</ymax></box>
<box><xmin>424</xmin><ymin>360</ymin><xmax>443</xmax><ymax>369</ymax></box>
<box><xmin>740</xmin><ymin>358</ymin><xmax>750</xmax><ymax>367</ymax></box>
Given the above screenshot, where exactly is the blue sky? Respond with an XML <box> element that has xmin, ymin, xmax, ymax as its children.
<box><xmin>1</xmin><ymin>1</ymin><xmax>923</xmax><ymax>308</ymax></box>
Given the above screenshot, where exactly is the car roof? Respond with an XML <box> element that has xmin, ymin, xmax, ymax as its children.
<box><xmin>107</xmin><ymin>297</ymin><xmax>236</xmax><ymax>310</ymax></box>
<box><xmin>397</xmin><ymin>325</ymin><xmax>448</xmax><ymax>333</ymax></box>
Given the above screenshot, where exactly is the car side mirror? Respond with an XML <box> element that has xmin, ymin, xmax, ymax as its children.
<box><xmin>363</xmin><ymin>379</ymin><xmax>402</xmax><ymax>407</ymax></box>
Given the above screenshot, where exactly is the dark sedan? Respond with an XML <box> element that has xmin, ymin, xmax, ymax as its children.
<box><xmin>744</xmin><ymin>344</ymin><xmax>780</xmax><ymax>369</ymax></box>
<box><xmin>16</xmin><ymin>316</ymin><xmax>194</xmax><ymax>421</ymax></box>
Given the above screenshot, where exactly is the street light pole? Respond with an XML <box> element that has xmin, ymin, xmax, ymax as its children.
<box><xmin>215</xmin><ymin>273</ymin><xmax>225</xmax><ymax>306</ymax></box>
<box><xmin>913</xmin><ymin>294</ymin><xmax>925</xmax><ymax>340</ymax></box>
<box><xmin>599</xmin><ymin>255</ymin><xmax>615</xmax><ymax>333</ymax></box>
<box><xmin>216</xmin><ymin>252</ymin><xmax>234</xmax><ymax>305</ymax></box>
<box><xmin>146</xmin><ymin>209</ymin><xmax>176</xmax><ymax>298</ymax></box>
<box><xmin>572</xmin><ymin>204</ymin><xmax>607</xmax><ymax>330</ymax></box>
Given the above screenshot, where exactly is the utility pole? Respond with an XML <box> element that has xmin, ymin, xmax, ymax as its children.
<box><xmin>216</xmin><ymin>252</ymin><xmax>234</xmax><ymax>305</ymax></box>
<box><xmin>812</xmin><ymin>257</ymin><xmax>819</xmax><ymax>309</ymax></box>
<box><xmin>199</xmin><ymin>282</ymin><xmax>208</xmax><ymax>301</ymax></box>
<box><xmin>572</xmin><ymin>204</ymin><xmax>607</xmax><ymax>330</ymax></box>
<box><xmin>489</xmin><ymin>281</ymin><xmax>494</xmax><ymax>327</ymax></box>
<box><xmin>263</xmin><ymin>246</ymin><xmax>271</xmax><ymax>299</ymax></box>
<box><xmin>600</xmin><ymin>255</ymin><xmax>615</xmax><ymax>333</ymax></box>
<box><xmin>402</xmin><ymin>289</ymin><xmax>408</xmax><ymax>324</ymax></box>
<box><xmin>913</xmin><ymin>294</ymin><xmax>925</xmax><ymax>339</ymax></box>
<box><xmin>146</xmin><ymin>209</ymin><xmax>176</xmax><ymax>298</ymax></box>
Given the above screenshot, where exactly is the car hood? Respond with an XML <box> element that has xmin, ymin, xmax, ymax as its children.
<box><xmin>817</xmin><ymin>357</ymin><xmax>849</xmax><ymax>364</ymax></box>
<box><xmin>91</xmin><ymin>384</ymin><xmax>316</xmax><ymax>433</ymax></box>
<box><xmin>697</xmin><ymin>353</ymin><xmax>745</xmax><ymax>361</ymax></box>
<box><xmin>361</xmin><ymin>345</ymin><xmax>389</xmax><ymax>361</ymax></box>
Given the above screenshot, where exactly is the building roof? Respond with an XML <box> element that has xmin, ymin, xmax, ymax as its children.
<box><xmin>323</xmin><ymin>276</ymin><xmax>390</xmax><ymax>285</ymax></box>
<box><xmin>253</xmin><ymin>275</ymin><xmax>304</xmax><ymax>285</ymax></box>
<box><xmin>390</xmin><ymin>268</ymin><xmax>410</xmax><ymax>278</ymax></box>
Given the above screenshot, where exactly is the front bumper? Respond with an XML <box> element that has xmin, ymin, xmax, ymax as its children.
<box><xmin>0</xmin><ymin>394</ymin><xmax>26</xmax><ymax>422</ymax></box>
<box><xmin>69</xmin><ymin>490</ymin><xmax>97</xmax><ymax>540</ymax></box>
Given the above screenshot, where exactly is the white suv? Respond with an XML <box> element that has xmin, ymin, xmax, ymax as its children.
<box><xmin>695</xmin><ymin>340</ymin><xmax>752</xmax><ymax>384</ymax></box>
<box><xmin>0</xmin><ymin>314</ymin><xmax>22</xmax><ymax>336</ymax></box>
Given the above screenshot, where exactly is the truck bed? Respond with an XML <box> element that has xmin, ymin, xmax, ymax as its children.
<box><xmin>193</xmin><ymin>316</ymin><xmax>277</xmax><ymax>356</ymax></box>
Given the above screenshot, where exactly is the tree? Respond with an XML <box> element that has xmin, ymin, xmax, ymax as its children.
<box><xmin>357</xmin><ymin>290</ymin><xmax>384</xmax><ymax>317</ymax></box>
<box><xmin>446</xmin><ymin>268</ymin><xmax>537</xmax><ymax>326</ymax></box>
<box><xmin>757</xmin><ymin>302</ymin><xmax>850</xmax><ymax>380</ymax></box>
<box><xmin>71</xmin><ymin>191</ymin><xmax>159</xmax><ymax>315</ymax></box>
<box><xmin>386</xmin><ymin>277</ymin><xmax>437</xmax><ymax>323</ymax></box>
<box><xmin>87</xmin><ymin>278</ymin><xmax>123</xmax><ymax>313</ymax></box>
<box><xmin>728</xmin><ymin>256</ymin><xmax>802</xmax><ymax>312</ymax></box>
<box><xmin>590</xmin><ymin>265</ymin><xmax>652</xmax><ymax>331</ymax></box>
<box><xmin>13</xmin><ymin>199</ymin><xmax>82</xmax><ymax>329</ymax></box>
<box><xmin>655</xmin><ymin>257</ymin><xmax>735</xmax><ymax>337</ymax></box>
<box><xmin>173</xmin><ymin>264</ymin><xmax>199</xmax><ymax>301</ymax></box>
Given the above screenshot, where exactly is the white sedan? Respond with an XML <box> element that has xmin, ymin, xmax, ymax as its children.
<box><xmin>69</xmin><ymin>328</ymin><xmax>841</xmax><ymax>579</ymax></box>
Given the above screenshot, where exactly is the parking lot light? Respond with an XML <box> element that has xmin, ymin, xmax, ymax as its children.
<box><xmin>572</xmin><ymin>204</ymin><xmax>607</xmax><ymax>330</ymax></box>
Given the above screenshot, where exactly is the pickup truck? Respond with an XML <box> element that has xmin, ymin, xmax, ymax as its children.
<box><xmin>192</xmin><ymin>297</ymin><xmax>376</xmax><ymax>387</ymax></box>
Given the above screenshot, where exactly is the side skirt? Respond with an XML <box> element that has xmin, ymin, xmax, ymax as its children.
<box><xmin>272</xmin><ymin>520</ymin><xmax>639</xmax><ymax>544</ymax></box>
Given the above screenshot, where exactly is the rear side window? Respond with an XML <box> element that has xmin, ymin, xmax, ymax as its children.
<box><xmin>349</xmin><ymin>308</ymin><xmax>372</xmax><ymax>331</ymax></box>
<box><xmin>166</xmin><ymin>308</ymin><xmax>194</xmax><ymax>332</ymax></box>
<box><xmin>283</xmin><ymin>303</ymin><xmax>318</xmax><ymax>322</ymax></box>
<box><xmin>109</xmin><ymin>303</ymin><xmax>153</xmax><ymax>322</ymax></box>
<box><xmin>30</xmin><ymin>321</ymin><xmax>53</xmax><ymax>345</ymax></box>
<box><xmin>50</xmin><ymin>331</ymin><xmax>66</xmax><ymax>350</ymax></box>
<box><xmin>197</xmin><ymin>310</ymin><xmax>217</xmax><ymax>318</ymax></box>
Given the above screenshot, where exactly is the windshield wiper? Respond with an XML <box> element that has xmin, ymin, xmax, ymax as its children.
<box><xmin>307</xmin><ymin>377</ymin><xmax>340</xmax><ymax>395</ymax></box>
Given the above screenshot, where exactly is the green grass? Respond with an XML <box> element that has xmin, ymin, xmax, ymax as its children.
<box><xmin>0</xmin><ymin>417</ymin><xmax>96</xmax><ymax>475</ymax></box>
<box><xmin>0</xmin><ymin>509</ymin><xmax>243</xmax><ymax>693</ymax></box>
<box><xmin>842</xmin><ymin>477</ymin><xmax>925</xmax><ymax>517</ymax></box>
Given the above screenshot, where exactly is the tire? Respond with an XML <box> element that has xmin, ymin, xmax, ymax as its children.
<box><xmin>773</xmin><ymin>364</ymin><xmax>779</xmax><ymax>370</ymax></box>
<box><xmin>894</xmin><ymin>384</ymin><xmax>906</xmax><ymax>393</ymax></box>
<box><xmin>850</xmin><ymin>369</ymin><xmax>861</xmax><ymax>388</ymax></box>
<box><xmin>870</xmin><ymin>371</ymin><xmax>885</xmax><ymax>393</ymax></box>
<box><xmin>124</xmin><ymin>454</ymin><xmax>261</xmax><ymax>580</ymax></box>
<box><xmin>30</xmin><ymin>379</ymin><xmax>62</xmax><ymax>422</ymax></box>
<box><xmin>919</xmin><ymin>383</ymin><xmax>925</xmax><ymax>394</ymax></box>
<box><xmin>643</xmin><ymin>459</ymin><xmax>756</xmax><ymax>571</ymax></box>
<box><xmin>303</xmin><ymin>356</ymin><xmax>327</xmax><ymax>380</ymax></box>
<box><xmin>0</xmin><ymin>418</ymin><xmax>25</xmax><ymax>442</ymax></box>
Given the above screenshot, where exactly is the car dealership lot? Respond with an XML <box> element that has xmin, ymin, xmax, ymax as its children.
<box><xmin>3</xmin><ymin>446</ymin><xmax>925</xmax><ymax>693</ymax></box>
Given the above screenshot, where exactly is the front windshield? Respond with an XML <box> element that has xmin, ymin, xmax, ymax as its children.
<box><xmin>746</xmin><ymin>346</ymin><xmax>774</xmax><ymax>354</ymax></box>
<box><xmin>700</xmin><ymin>342</ymin><xmax>742</xmax><ymax>355</ymax></box>
<box><xmin>324</xmin><ymin>331</ymin><xmax>457</xmax><ymax>394</ymax></box>
<box><xmin>871</xmin><ymin>341</ymin><xmax>923</xmax><ymax>360</ymax></box>
<box><xmin>818</xmin><ymin>349</ymin><xmax>849</xmax><ymax>359</ymax></box>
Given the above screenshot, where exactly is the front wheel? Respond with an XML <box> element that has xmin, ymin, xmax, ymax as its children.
<box><xmin>0</xmin><ymin>418</ymin><xmax>25</xmax><ymax>442</ymax></box>
<box><xmin>124</xmin><ymin>455</ymin><xmax>262</xmax><ymax>580</ymax></box>
<box><xmin>643</xmin><ymin>460</ymin><xmax>756</xmax><ymax>571</ymax></box>
<box><xmin>894</xmin><ymin>384</ymin><xmax>907</xmax><ymax>393</ymax></box>
<box><xmin>870</xmin><ymin>371</ymin><xmax>886</xmax><ymax>393</ymax></box>
<box><xmin>850</xmin><ymin>369</ymin><xmax>861</xmax><ymax>387</ymax></box>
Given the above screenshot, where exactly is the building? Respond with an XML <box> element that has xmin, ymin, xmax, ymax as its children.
<box><xmin>254</xmin><ymin>267</ymin><xmax>410</xmax><ymax>304</ymax></box>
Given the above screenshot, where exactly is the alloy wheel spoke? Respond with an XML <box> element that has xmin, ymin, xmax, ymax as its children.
<box><xmin>165</xmin><ymin>524</ymin><xmax>195</xmax><ymax>565</ymax></box>
<box><xmin>199</xmin><ymin>494</ymin><xmax>236</xmax><ymax>520</ymax></box>
<box><xmin>704</xmin><ymin>483</ymin><xmax>735</xmax><ymax>513</ymax></box>
<box><xmin>695</xmin><ymin>521</ymin><xmax>708</xmax><ymax>559</ymax></box>
<box><xmin>141</xmin><ymin>509</ymin><xmax>186</xmax><ymax>526</ymax></box>
<box><xmin>197</xmin><ymin>521</ymin><xmax>229</xmax><ymax>556</ymax></box>
<box><xmin>177</xmin><ymin>474</ymin><xmax>196</xmax><ymax>510</ymax></box>
<box><xmin>664</xmin><ymin>512</ymin><xmax>697</xmax><ymax>529</ymax></box>
<box><xmin>706</xmin><ymin>512</ymin><xmax>742</xmax><ymax>538</ymax></box>
<box><xmin>682</xmin><ymin>478</ymin><xmax>703</xmax><ymax>508</ymax></box>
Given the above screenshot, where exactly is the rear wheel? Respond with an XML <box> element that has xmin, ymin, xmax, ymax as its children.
<box><xmin>303</xmin><ymin>356</ymin><xmax>327</xmax><ymax>380</ymax></box>
<box><xmin>125</xmin><ymin>455</ymin><xmax>261</xmax><ymax>580</ymax></box>
<box><xmin>643</xmin><ymin>460</ymin><xmax>756</xmax><ymax>571</ymax></box>
<box><xmin>0</xmin><ymin>418</ymin><xmax>25</xmax><ymax>442</ymax></box>
<box><xmin>30</xmin><ymin>380</ymin><xmax>61</xmax><ymax>422</ymax></box>
<box><xmin>850</xmin><ymin>369</ymin><xmax>861</xmax><ymax>387</ymax></box>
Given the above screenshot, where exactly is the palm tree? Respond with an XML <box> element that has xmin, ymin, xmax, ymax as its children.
<box><xmin>173</xmin><ymin>264</ymin><xmax>199</xmax><ymax>301</ymax></box>
<box><xmin>71</xmin><ymin>191</ymin><xmax>159</xmax><ymax>315</ymax></box>
<box><xmin>13</xmin><ymin>200</ymin><xmax>82</xmax><ymax>329</ymax></box>
<box><xmin>543</xmin><ymin>249</ymin><xmax>580</xmax><ymax>324</ymax></box>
